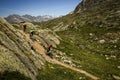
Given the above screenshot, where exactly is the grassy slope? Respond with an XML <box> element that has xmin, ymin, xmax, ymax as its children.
<box><xmin>33</xmin><ymin>17</ymin><xmax>120</xmax><ymax>79</ymax></box>
<box><xmin>37</xmin><ymin>62</ymin><xmax>91</xmax><ymax>80</ymax></box>
<box><xmin>33</xmin><ymin>9</ymin><xmax>120</xmax><ymax>80</ymax></box>
<box><xmin>32</xmin><ymin>0</ymin><xmax>120</xmax><ymax>79</ymax></box>
<box><xmin>56</xmin><ymin>28</ymin><xmax>120</xmax><ymax>79</ymax></box>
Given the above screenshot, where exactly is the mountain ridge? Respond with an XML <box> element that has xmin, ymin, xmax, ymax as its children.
<box><xmin>5</xmin><ymin>14</ymin><xmax>55</xmax><ymax>23</ymax></box>
<box><xmin>74</xmin><ymin>0</ymin><xmax>120</xmax><ymax>13</ymax></box>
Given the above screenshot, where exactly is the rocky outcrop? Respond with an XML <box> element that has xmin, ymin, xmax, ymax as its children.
<box><xmin>0</xmin><ymin>17</ymin><xmax>61</xmax><ymax>77</ymax></box>
<box><xmin>73</xmin><ymin>0</ymin><xmax>120</xmax><ymax>28</ymax></box>
<box><xmin>35</xmin><ymin>28</ymin><xmax>61</xmax><ymax>48</ymax></box>
<box><xmin>74</xmin><ymin>0</ymin><xmax>99</xmax><ymax>12</ymax></box>
<box><xmin>0</xmin><ymin>17</ymin><xmax>45</xmax><ymax>80</ymax></box>
<box><xmin>52</xmin><ymin>22</ymin><xmax>69</xmax><ymax>31</ymax></box>
<box><xmin>74</xmin><ymin>0</ymin><xmax>120</xmax><ymax>13</ymax></box>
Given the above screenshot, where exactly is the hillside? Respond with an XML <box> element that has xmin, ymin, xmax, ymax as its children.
<box><xmin>0</xmin><ymin>17</ymin><xmax>46</xmax><ymax>80</ymax></box>
<box><xmin>0</xmin><ymin>17</ymin><xmax>94</xmax><ymax>80</ymax></box>
<box><xmin>33</xmin><ymin>0</ymin><xmax>120</xmax><ymax>79</ymax></box>
<box><xmin>0</xmin><ymin>0</ymin><xmax>120</xmax><ymax>80</ymax></box>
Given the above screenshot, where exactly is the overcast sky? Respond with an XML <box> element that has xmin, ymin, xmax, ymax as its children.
<box><xmin>0</xmin><ymin>0</ymin><xmax>82</xmax><ymax>17</ymax></box>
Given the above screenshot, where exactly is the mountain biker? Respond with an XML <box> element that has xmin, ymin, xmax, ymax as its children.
<box><xmin>46</xmin><ymin>44</ymin><xmax>53</xmax><ymax>58</ymax></box>
<box><xmin>29</xmin><ymin>29</ymin><xmax>35</xmax><ymax>41</ymax></box>
<box><xmin>30</xmin><ymin>29</ymin><xmax>35</xmax><ymax>37</ymax></box>
<box><xmin>46</xmin><ymin>44</ymin><xmax>52</xmax><ymax>53</ymax></box>
<box><xmin>23</xmin><ymin>24</ymin><xmax>27</xmax><ymax>32</ymax></box>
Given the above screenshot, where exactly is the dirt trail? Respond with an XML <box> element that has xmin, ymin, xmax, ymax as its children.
<box><xmin>20</xmin><ymin>30</ymin><xmax>99</xmax><ymax>80</ymax></box>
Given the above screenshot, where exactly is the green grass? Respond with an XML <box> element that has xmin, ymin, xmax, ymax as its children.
<box><xmin>37</xmin><ymin>62</ymin><xmax>91</xmax><ymax>80</ymax></box>
<box><xmin>33</xmin><ymin>13</ymin><xmax>120</xmax><ymax>79</ymax></box>
<box><xmin>56</xmin><ymin>29</ymin><xmax>120</xmax><ymax>79</ymax></box>
<box><xmin>21</xmin><ymin>12</ymin><xmax>120</xmax><ymax>79</ymax></box>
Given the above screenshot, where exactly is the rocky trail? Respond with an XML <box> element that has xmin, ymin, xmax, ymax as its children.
<box><xmin>20</xmin><ymin>30</ymin><xmax>99</xmax><ymax>80</ymax></box>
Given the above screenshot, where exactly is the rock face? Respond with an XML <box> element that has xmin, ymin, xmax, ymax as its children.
<box><xmin>35</xmin><ymin>28</ymin><xmax>61</xmax><ymax>48</ymax></box>
<box><xmin>0</xmin><ymin>17</ymin><xmax>45</xmax><ymax>80</ymax></box>
<box><xmin>74</xmin><ymin>0</ymin><xmax>99</xmax><ymax>12</ymax></box>
<box><xmin>73</xmin><ymin>0</ymin><xmax>120</xmax><ymax>28</ymax></box>
<box><xmin>74</xmin><ymin>0</ymin><xmax>120</xmax><ymax>13</ymax></box>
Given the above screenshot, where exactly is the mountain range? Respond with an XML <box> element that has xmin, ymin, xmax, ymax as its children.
<box><xmin>5</xmin><ymin>14</ymin><xmax>55</xmax><ymax>23</ymax></box>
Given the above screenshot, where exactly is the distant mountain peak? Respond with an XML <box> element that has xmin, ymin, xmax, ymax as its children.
<box><xmin>5</xmin><ymin>14</ymin><xmax>55</xmax><ymax>23</ymax></box>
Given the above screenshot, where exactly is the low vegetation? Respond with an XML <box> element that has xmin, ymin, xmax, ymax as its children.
<box><xmin>56</xmin><ymin>28</ymin><xmax>120</xmax><ymax>79</ymax></box>
<box><xmin>0</xmin><ymin>71</ymin><xmax>31</xmax><ymax>80</ymax></box>
<box><xmin>37</xmin><ymin>62</ymin><xmax>91</xmax><ymax>80</ymax></box>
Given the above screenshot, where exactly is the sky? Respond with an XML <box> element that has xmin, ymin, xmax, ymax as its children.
<box><xmin>0</xmin><ymin>0</ymin><xmax>82</xmax><ymax>17</ymax></box>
